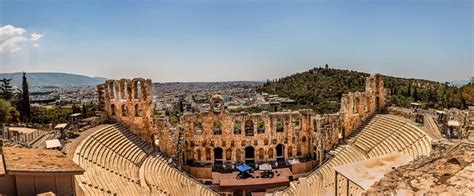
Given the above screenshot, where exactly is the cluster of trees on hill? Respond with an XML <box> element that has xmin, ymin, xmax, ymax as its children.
<box><xmin>1</xmin><ymin>73</ymin><xmax>100</xmax><ymax>126</ymax></box>
<box><xmin>257</xmin><ymin>66</ymin><xmax>472</xmax><ymax>114</ymax></box>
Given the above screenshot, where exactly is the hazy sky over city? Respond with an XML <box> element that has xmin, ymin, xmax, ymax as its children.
<box><xmin>0</xmin><ymin>0</ymin><xmax>472</xmax><ymax>82</ymax></box>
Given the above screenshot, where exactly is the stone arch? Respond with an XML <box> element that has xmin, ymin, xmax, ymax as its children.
<box><xmin>236</xmin><ymin>149</ymin><xmax>242</xmax><ymax>161</ymax></box>
<box><xmin>210</xmin><ymin>95</ymin><xmax>225</xmax><ymax>113</ymax></box>
<box><xmin>135</xmin><ymin>104</ymin><xmax>142</xmax><ymax>117</ymax></box>
<box><xmin>136</xmin><ymin>80</ymin><xmax>142</xmax><ymax>99</ymax></box>
<box><xmin>258</xmin><ymin>148</ymin><xmax>264</xmax><ymax>160</ymax></box>
<box><xmin>257</xmin><ymin>119</ymin><xmax>265</xmax><ymax>133</ymax></box>
<box><xmin>108</xmin><ymin>82</ymin><xmax>115</xmax><ymax>99</ymax></box>
<box><xmin>194</xmin><ymin>121</ymin><xmax>203</xmax><ymax>135</ymax></box>
<box><xmin>276</xmin><ymin>144</ymin><xmax>284</xmax><ymax>158</ymax></box>
<box><xmin>294</xmin><ymin>117</ymin><xmax>302</xmax><ymax>131</ymax></box>
<box><xmin>214</xmin><ymin>147</ymin><xmax>223</xmax><ymax>164</ymax></box>
<box><xmin>121</xmin><ymin>104</ymin><xmax>128</xmax><ymax>116</ymax></box>
<box><xmin>120</xmin><ymin>80</ymin><xmax>129</xmax><ymax>99</ymax></box>
<box><xmin>233</xmin><ymin>120</ymin><xmax>242</xmax><ymax>134</ymax></box>
<box><xmin>353</xmin><ymin>97</ymin><xmax>360</xmax><ymax>113</ymax></box>
<box><xmin>301</xmin><ymin>136</ymin><xmax>307</xmax><ymax>143</ymax></box>
<box><xmin>276</xmin><ymin>118</ymin><xmax>284</xmax><ymax>132</ymax></box>
<box><xmin>152</xmin><ymin>134</ymin><xmax>160</xmax><ymax>147</ymax></box>
<box><xmin>244</xmin><ymin>146</ymin><xmax>255</xmax><ymax>165</ymax></box>
<box><xmin>213</xmin><ymin>122</ymin><xmax>222</xmax><ymax>135</ymax></box>
<box><xmin>268</xmin><ymin>148</ymin><xmax>274</xmax><ymax>159</ymax></box>
<box><xmin>110</xmin><ymin>104</ymin><xmax>116</xmax><ymax>116</ymax></box>
<box><xmin>245</xmin><ymin>120</ymin><xmax>254</xmax><ymax>136</ymax></box>
<box><xmin>225</xmin><ymin>149</ymin><xmax>232</xmax><ymax>161</ymax></box>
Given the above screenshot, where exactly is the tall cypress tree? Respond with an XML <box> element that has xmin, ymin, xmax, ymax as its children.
<box><xmin>0</xmin><ymin>78</ymin><xmax>13</xmax><ymax>100</ymax></box>
<box><xmin>20</xmin><ymin>72</ymin><xmax>31</xmax><ymax>122</ymax></box>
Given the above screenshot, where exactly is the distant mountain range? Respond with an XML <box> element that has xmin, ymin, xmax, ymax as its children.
<box><xmin>0</xmin><ymin>72</ymin><xmax>107</xmax><ymax>87</ymax></box>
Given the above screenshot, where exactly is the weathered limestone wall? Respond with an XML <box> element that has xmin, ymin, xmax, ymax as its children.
<box><xmin>311</xmin><ymin>113</ymin><xmax>342</xmax><ymax>164</ymax></box>
<box><xmin>340</xmin><ymin>74</ymin><xmax>387</xmax><ymax>138</ymax></box>
<box><xmin>97</xmin><ymin>78</ymin><xmax>159</xmax><ymax>144</ymax></box>
<box><xmin>181</xmin><ymin>100</ymin><xmax>313</xmax><ymax>164</ymax></box>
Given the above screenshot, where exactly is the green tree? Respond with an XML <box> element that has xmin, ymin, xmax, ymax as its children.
<box><xmin>19</xmin><ymin>72</ymin><xmax>31</xmax><ymax>122</ymax></box>
<box><xmin>0</xmin><ymin>78</ymin><xmax>13</xmax><ymax>100</ymax></box>
<box><xmin>0</xmin><ymin>99</ymin><xmax>20</xmax><ymax>127</ymax></box>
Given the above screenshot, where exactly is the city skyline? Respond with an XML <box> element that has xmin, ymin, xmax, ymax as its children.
<box><xmin>1</xmin><ymin>0</ymin><xmax>472</xmax><ymax>82</ymax></box>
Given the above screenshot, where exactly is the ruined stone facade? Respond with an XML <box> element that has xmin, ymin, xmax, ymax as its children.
<box><xmin>340</xmin><ymin>74</ymin><xmax>387</xmax><ymax>138</ymax></box>
<box><xmin>97</xmin><ymin>74</ymin><xmax>388</xmax><ymax>169</ymax></box>
<box><xmin>97</xmin><ymin>78</ymin><xmax>158</xmax><ymax>144</ymax></box>
<box><xmin>181</xmin><ymin>101</ymin><xmax>313</xmax><ymax>165</ymax></box>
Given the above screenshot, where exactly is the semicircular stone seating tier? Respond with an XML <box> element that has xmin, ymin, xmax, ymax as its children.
<box><xmin>73</xmin><ymin>124</ymin><xmax>218</xmax><ymax>196</ymax></box>
<box><xmin>277</xmin><ymin>114</ymin><xmax>432</xmax><ymax>196</ymax></box>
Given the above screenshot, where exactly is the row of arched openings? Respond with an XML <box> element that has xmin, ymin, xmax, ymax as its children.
<box><xmin>192</xmin><ymin>144</ymin><xmax>305</xmax><ymax>164</ymax></box>
<box><xmin>108</xmin><ymin>81</ymin><xmax>144</xmax><ymax>100</ymax></box>
<box><xmin>194</xmin><ymin>118</ymin><xmax>302</xmax><ymax>135</ymax></box>
<box><xmin>110</xmin><ymin>104</ymin><xmax>142</xmax><ymax>117</ymax></box>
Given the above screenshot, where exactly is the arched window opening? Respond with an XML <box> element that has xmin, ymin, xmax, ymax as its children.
<box><xmin>257</xmin><ymin>119</ymin><xmax>265</xmax><ymax>134</ymax></box>
<box><xmin>233</xmin><ymin>120</ymin><xmax>241</xmax><ymax>134</ymax></box>
<box><xmin>268</xmin><ymin>148</ymin><xmax>274</xmax><ymax>159</ymax></box>
<box><xmin>121</xmin><ymin>81</ymin><xmax>128</xmax><ymax>99</ymax></box>
<box><xmin>294</xmin><ymin>117</ymin><xmax>302</xmax><ymax>132</ymax></box>
<box><xmin>135</xmin><ymin>104</ymin><xmax>142</xmax><ymax>117</ymax></box>
<box><xmin>236</xmin><ymin>149</ymin><xmax>242</xmax><ymax>161</ymax></box>
<box><xmin>214</xmin><ymin>148</ymin><xmax>223</xmax><ymax>164</ymax></box>
<box><xmin>245</xmin><ymin>120</ymin><xmax>254</xmax><ymax>136</ymax></box>
<box><xmin>258</xmin><ymin>148</ymin><xmax>264</xmax><ymax>160</ymax></box>
<box><xmin>244</xmin><ymin>146</ymin><xmax>255</xmax><ymax>166</ymax></box>
<box><xmin>136</xmin><ymin>81</ymin><xmax>142</xmax><ymax>99</ymax></box>
<box><xmin>301</xmin><ymin>136</ymin><xmax>307</xmax><ymax>143</ymax></box>
<box><xmin>110</xmin><ymin>104</ymin><xmax>116</xmax><ymax>116</ymax></box>
<box><xmin>276</xmin><ymin>118</ymin><xmax>284</xmax><ymax>132</ymax></box>
<box><xmin>226</xmin><ymin>149</ymin><xmax>232</xmax><ymax>161</ymax></box>
<box><xmin>109</xmin><ymin>83</ymin><xmax>115</xmax><ymax>99</ymax></box>
<box><xmin>213</xmin><ymin>122</ymin><xmax>222</xmax><ymax>135</ymax></box>
<box><xmin>353</xmin><ymin>97</ymin><xmax>360</xmax><ymax>114</ymax></box>
<box><xmin>194</xmin><ymin>122</ymin><xmax>203</xmax><ymax>135</ymax></box>
<box><xmin>297</xmin><ymin>146</ymin><xmax>302</xmax><ymax>156</ymax></box>
<box><xmin>276</xmin><ymin>144</ymin><xmax>284</xmax><ymax>158</ymax></box>
<box><xmin>121</xmin><ymin>105</ymin><xmax>128</xmax><ymax>116</ymax></box>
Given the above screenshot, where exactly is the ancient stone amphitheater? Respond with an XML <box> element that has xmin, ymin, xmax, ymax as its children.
<box><xmin>72</xmin><ymin>114</ymin><xmax>433</xmax><ymax>195</ymax></box>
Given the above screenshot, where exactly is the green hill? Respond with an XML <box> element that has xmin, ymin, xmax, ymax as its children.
<box><xmin>257</xmin><ymin>66</ymin><xmax>467</xmax><ymax>114</ymax></box>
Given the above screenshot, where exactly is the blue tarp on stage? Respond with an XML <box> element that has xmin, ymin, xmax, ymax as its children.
<box><xmin>236</xmin><ymin>164</ymin><xmax>252</xmax><ymax>172</ymax></box>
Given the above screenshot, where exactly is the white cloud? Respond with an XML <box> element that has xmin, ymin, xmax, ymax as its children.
<box><xmin>31</xmin><ymin>33</ymin><xmax>44</xmax><ymax>41</ymax></box>
<box><xmin>0</xmin><ymin>25</ymin><xmax>45</xmax><ymax>53</ymax></box>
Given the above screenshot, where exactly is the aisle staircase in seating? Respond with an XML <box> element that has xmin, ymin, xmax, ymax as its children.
<box><xmin>281</xmin><ymin>114</ymin><xmax>432</xmax><ymax>196</ymax></box>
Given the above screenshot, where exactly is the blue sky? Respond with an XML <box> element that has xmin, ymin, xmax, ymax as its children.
<box><xmin>0</xmin><ymin>0</ymin><xmax>472</xmax><ymax>82</ymax></box>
